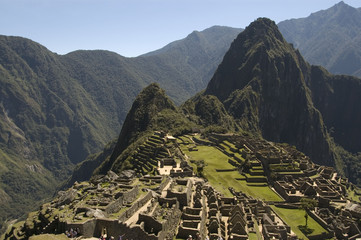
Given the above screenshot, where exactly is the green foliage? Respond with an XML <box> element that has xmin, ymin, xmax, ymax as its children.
<box><xmin>332</xmin><ymin>144</ymin><xmax>361</xmax><ymax>186</ymax></box>
<box><xmin>0</xmin><ymin>26</ymin><xmax>241</xmax><ymax>227</ymax></box>
<box><xmin>300</xmin><ymin>198</ymin><xmax>318</xmax><ymax>227</ymax></box>
<box><xmin>300</xmin><ymin>198</ymin><xmax>318</xmax><ymax>211</ymax></box>
<box><xmin>182</xmin><ymin>94</ymin><xmax>238</xmax><ymax>132</ymax></box>
<box><xmin>0</xmin><ymin>148</ymin><xmax>56</xmax><ymax>227</ymax></box>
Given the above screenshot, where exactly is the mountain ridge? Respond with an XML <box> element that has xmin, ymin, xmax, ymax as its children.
<box><xmin>75</xmin><ymin>17</ymin><xmax>361</xmax><ymax>186</ymax></box>
<box><xmin>0</xmin><ymin>25</ymin><xmax>240</xmax><ymax>228</ymax></box>
<box><xmin>278</xmin><ymin>1</ymin><xmax>361</xmax><ymax>77</ymax></box>
<box><xmin>3</xmin><ymin>1</ymin><xmax>361</xmax><ymax>231</ymax></box>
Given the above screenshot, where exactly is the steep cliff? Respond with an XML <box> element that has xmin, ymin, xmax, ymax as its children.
<box><xmin>204</xmin><ymin>18</ymin><xmax>333</xmax><ymax>166</ymax></box>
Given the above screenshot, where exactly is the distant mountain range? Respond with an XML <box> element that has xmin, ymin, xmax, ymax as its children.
<box><xmin>278</xmin><ymin>1</ymin><xmax>361</xmax><ymax>77</ymax></box>
<box><xmin>1</xmin><ymin>0</ymin><xmax>361</xmax><ymax>232</ymax></box>
<box><xmin>0</xmin><ymin>26</ymin><xmax>240</xmax><ymax>227</ymax></box>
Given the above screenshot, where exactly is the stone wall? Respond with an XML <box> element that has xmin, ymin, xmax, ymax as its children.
<box><xmin>66</xmin><ymin>219</ymin><xmax>96</xmax><ymax>238</ymax></box>
<box><xmin>118</xmin><ymin>191</ymin><xmax>153</xmax><ymax>222</ymax></box>
<box><xmin>158</xmin><ymin>177</ymin><xmax>171</xmax><ymax>193</ymax></box>
<box><xmin>307</xmin><ymin>209</ymin><xmax>331</xmax><ymax>232</ymax></box>
<box><xmin>167</xmin><ymin>179</ymin><xmax>192</xmax><ymax>209</ymax></box>
<box><xmin>307</xmin><ymin>231</ymin><xmax>334</xmax><ymax>240</ymax></box>
<box><xmin>177</xmin><ymin>220</ymin><xmax>200</xmax><ymax>239</ymax></box>
<box><xmin>170</xmin><ymin>170</ymin><xmax>193</xmax><ymax>178</ymax></box>
<box><xmin>105</xmin><ymin>185</ymin><xmax>139</xmax><ymax>214</ymax></box>
<box><xmin>138</xmin><ymin>214</ymin><xmax>163</xmax><ymax>235</ymax></box>
<box><xmin>192</xmin><ymin>137</ymin><xmax>215</xmax><ymax>146</ymax></box>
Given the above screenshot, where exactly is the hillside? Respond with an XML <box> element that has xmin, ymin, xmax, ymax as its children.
<box><xmin>4</xmin><ymin>83</ymin><xmax>361</xmax><ymax>240</ymax></box>
<box><xmin>192</xmin><ymin>18</ymin><xmax>361</xmax><ymax>184</ymax></box>
<box><xmin>69</xmin><ymin>17</ymin><xmax>361</xmax><ymax>190</ymax></box>
<box><xmin>203</xmin><ymin>18</ymin><xmax>333</xmax><ymax>166</ymax></box>
<box><xmin>278</xmin><ymin>1</ymin><xmax>361</xmax><ymax>77</ymax></box>
<box><xmin>0</xmin><ymin>26</ymin><xmax>240</xmax><ymax>229</ymax></box>
<box><xmin>3</xmin><ymin>1</ymin><xmax>361</xmax><ymax>231</ymax></box>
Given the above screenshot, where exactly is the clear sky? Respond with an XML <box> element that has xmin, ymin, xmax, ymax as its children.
<box><xmin>1</xmin><ymin>0</ymin><xmax>360</xmax><ymax>57</ymax></box>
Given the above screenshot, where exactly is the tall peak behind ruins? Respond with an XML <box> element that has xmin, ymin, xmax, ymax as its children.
<box><xmin>203</xmin><ymin>17</ymin><xmax>333</xmax><ymax>167</ymax></box>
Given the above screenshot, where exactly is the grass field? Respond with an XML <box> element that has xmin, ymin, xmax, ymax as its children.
<box><xmin>271</xmin><ymin>206</ymin><xmax>328</xmax><ymax>239</ymax></box>
<box><xmin>181</xmin><ymin>145</ymin><xmax>281</xmax><ymax>201</ymax></box>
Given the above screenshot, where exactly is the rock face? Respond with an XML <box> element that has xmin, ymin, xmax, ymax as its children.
<box><xmin>204</xmin><ymin>18</ymin><xmax>333</xmax><ymax>166</ymax></box>
<box><xmin>308</xmin><ymin>67</ymin><xmax>361</xmax><ymax>154</ymax></box>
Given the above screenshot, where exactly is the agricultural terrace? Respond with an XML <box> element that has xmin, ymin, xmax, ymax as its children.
<box><xmin>178</xmin><ymin>137</ymin><xmax>281</xmax><ymax>201</ymax></box>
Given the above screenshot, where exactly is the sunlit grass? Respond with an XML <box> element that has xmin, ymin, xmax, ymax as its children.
<box><xmin>271</xmin><ymin>206</ymin><xmax>328</xmax><ymax>239</ymax></box>
<box><xmin>182</xmin><ymin>144</ymin><xmax>281</xmax><ymax>201</ymax></box>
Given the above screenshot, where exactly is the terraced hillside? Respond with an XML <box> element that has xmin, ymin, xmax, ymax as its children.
<box><xmin>127</xmin><ymin>133</ymin><xmax>169</xmax><ymax>175</ymax></box>
<box><xmin>6</xmin><ymin>131</ymin><xmax>361</xmax><ymax>240</ymax></box>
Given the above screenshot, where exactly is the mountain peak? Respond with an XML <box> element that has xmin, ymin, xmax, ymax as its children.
<box><xmin>327</xmin><ymin>1</ymin><xmax>356</xmax><ymax>15</ymax></box>
<box><xmin>205</xmin><ymin>17</ymin><xmax>297</xmax><ymax>101</ymax></box>
<box><xmin>203</xmin><ymin>18</ymin><xmax>333</xmax><ymax>166</ymax></box>
<box><xmin>96</xmin><ymin>83</ymin><xmax>177</xmax><ymax>174</ymax></box>
<box><xmin>334</xmin><ymin>1</ymin><xmax>350</xmax><ymax>8</ymax></box>
<box><xmin>242</xmin><ymin>18</ymin><xmax>284</xmax><ymax>44</ymax></box>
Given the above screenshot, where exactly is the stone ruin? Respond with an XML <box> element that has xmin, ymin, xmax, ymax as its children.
<box><xmin>6</xmin><ymin>132</ymin><xmax>361</xmax><ymax>240</ymax></box>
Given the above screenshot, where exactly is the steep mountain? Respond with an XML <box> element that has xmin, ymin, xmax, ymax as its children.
<box><xmin>81</xmin><ymin>17</ymin><xmax>361</xmax><ymax>187</ymax></box>
<box><xmin>97</xmin><ymin>83</ymin><xmax>178</xmax><ymax>174</ymax></box>
<box><xmin>203</xmin><ymin>18</ymin><xmax>333</xmax><ymax>166</ymax></box>
<box><xmin>189</xmin><ymin>18</ymin><xmax>361</xmax><ymax>183</ymax></box>
<box><xmin>308</xmin><ymin>67</ymin><xmax>361</xmax><ymax>154</ymax></box>
<box><xmin>278</xmin><ymin>1</ymin><xmax>361</xmax><ymax>77</ymax></box>
<box><xmin>70</xmin><ymin>83</ymin><xmax>197</xmax><ymax>183</ymax></box>
<box><xmin>0</xmin><ymin>26</ymin><xmax>239</xmax><ymax>229</ymax></box>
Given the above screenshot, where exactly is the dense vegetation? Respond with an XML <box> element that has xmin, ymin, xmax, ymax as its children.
<box><xmin>2</xmin><ymin>1</ymin><xmax>361</xmax><ymax>232</ymax></box>
<box><xmin>193</xmin><ymin>18</ymin><xmax>361</xmax><ymax>185</ymax></box>
<box><xmin>70</xmin><ymin>17</ymin><xmax>361</xmax><ymax>195</ymax></box>
<box><xmin>0</xmin><ymin>27</ymin><xmax>240</xmax><ymax>229</ymax></box>
<box><xmin>88</xmin><ymin>83</ymin><xmax>198</xmax><ymax>179</ymax></box>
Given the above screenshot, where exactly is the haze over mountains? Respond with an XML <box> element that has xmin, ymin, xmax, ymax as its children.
<box><xmin>278</xmin><ymin>1</ymin><xmax>361</xmax><ymax>77</ymax></box>
<box><xmin>1</xmin><ymin>0</ymin><xmax>361</xmax><ymax>232</ymax></box>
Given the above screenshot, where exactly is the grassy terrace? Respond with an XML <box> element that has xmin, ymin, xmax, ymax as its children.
<box><xmin>181</xmin><ymin>144</ymin><xmax>281</xmax><ymax>201</ymax></box>
<box><xmin>271</xmin><ymin>206</ymin><xmax>328</xmax><ymax>239</ymax></box>
<box><xmin>220</xmin><ymin>140</ymin><xmax>245</xmax><ymax>162</ymax></box>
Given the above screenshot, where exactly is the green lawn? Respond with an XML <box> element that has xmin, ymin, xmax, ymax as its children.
<box><xmin>182</xmin><ymin>145</ymin><xmax>281</xmax><ymax>201</ymax></box>
<box><xmin>271</xmin><ymin>206</ymin><xmax>328</xmax><ymax>239</ymax></box>
<box><xmin>248</xmin><ymin>232</ymin><xmax>259</xmax><ymax>240</ymax></box>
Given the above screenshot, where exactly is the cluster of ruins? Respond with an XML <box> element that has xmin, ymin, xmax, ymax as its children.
<box><xmin>5</xmin><ymin>131</ymin><xmax>361</xmax><ymax>240</ymax></box>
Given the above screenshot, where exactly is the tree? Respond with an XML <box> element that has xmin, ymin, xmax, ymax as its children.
<box><xmin>300</xmin><ymin>198</ymin><xmax>318</xmax><ymax>227</ymax></box>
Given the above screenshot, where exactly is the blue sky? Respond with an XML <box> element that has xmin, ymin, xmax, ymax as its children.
<box><xmin>1</xmin><ymin>0</ymin><xmax>360</xmax><ymax>57</ymax></box>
